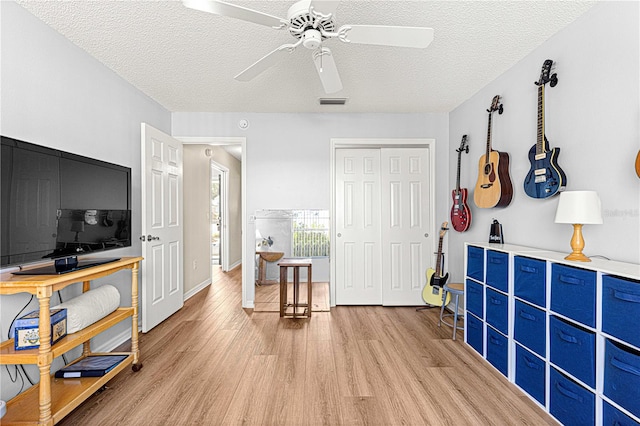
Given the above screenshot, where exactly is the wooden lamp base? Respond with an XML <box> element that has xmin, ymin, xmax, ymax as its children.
<box><xmin>565</xmin><ymin>223</ymin><xmax>591</xmax><ymax>262</ymax></box>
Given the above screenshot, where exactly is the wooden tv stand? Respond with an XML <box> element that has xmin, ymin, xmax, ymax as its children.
<box><xmin>0</xmin><ymin>256</ymin><xmax>143</xmax><ymax>425</ymax></box>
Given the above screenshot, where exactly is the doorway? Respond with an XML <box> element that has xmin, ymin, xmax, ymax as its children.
<box><xmin>177</xmin><ymin>137</ymin><xmax>247</xmax><ymax>306</ymax></box>
<box><xmin>210</xmin><ymin>161</ymin><xmax>227</xmax><ymax>269</ymax></box>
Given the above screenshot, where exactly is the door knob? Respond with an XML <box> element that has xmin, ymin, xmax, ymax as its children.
<box><xmin>337</xmin><ymin>233</ymin><xmax>342</xmax><ymax>237</ymax></box>
<box><xmin>147</xmin><ymin>235</ymin><xmax>160</xmax><ymax>241</ymax></box>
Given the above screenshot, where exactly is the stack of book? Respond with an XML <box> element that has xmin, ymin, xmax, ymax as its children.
<box><xmin>55</xmin><ymin>354</ymin><xmax>127</xmax><ymax>378</ymax></box>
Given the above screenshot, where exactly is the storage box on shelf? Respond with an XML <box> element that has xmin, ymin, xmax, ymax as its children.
<box><xmin>0</xmin><ymin>257</ymin><xmax>143</xmax><ymax>425</ymax></box>
<box><xmin>464</xmin><ymin>243</ymin><xmax>640</xmax><ymax>426</ymax></box>
<box><xmin>13</xmin><ymin>308</ymin><xmax>67</xmax><ymax>350</ymax></box>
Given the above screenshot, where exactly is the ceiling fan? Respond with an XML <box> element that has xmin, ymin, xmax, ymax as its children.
<box><xmin>182</xmin><ymin>0</ymin><xmax>434</xmax><ymax>93</ymax></box>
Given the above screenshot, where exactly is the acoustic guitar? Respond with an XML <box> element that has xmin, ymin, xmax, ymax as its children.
<box><xmin>421</xmin><ymin>222</ymin><xmax>451</xmax><ymax>307</ymax></box>
<box><xmin>451</xmin><ymin>135</ymin><xmax>471</xmax><ymax>232</ymax></box>
<box><xmin>524</xmin><ymin>59</ymin><xmax>567</xmax><ymax>198</ymax></box>
<box><xmin>473</xmin><ymin>95</ymin><xmax>513</xmax><ymax>208</ymax></box>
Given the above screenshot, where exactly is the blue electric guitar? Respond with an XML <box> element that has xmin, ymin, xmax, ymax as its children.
<box><xmin>524</xmin><ymin>59</ymin><xmax>567</xmax><ymax>199</ymax></box>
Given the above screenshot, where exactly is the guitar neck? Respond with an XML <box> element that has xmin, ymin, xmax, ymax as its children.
<box><xmin>434</xmin><ymin>237</ymin><xmax>444</xmax><ymax>276</ymax></box>
<box><xmin>455</xmin><ymin>151</ymin><xmax>462</xmax><ymax>191</ymax></box>
<box><xmin>485</xmin><ymin>112</ymin><xmax>493</xmax><ymax>163</ymax></box>
<box><xmin>536</xmin><ymin>84</ymin><xmax>547</xmax><ymax>154</ymax></box>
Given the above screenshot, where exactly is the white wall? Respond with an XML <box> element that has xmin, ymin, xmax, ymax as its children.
<box><xmin>448</xmin><ymin>1</ymin><xmax>640</xmax><ymax>283</ymax></box>
<box><xmin>0</xmin><ymin>2</ymin><xmax>170</xmax><ymax>402</ymax></box>
<box><xmin>172</xmin><ymin>112</ymin><xmax>450</xmax><ymax>306</ymax></box>
<box><xmin>183</xmin><ymin>145</ymin><xmax>213</xmax><ymax>294</ymax></box>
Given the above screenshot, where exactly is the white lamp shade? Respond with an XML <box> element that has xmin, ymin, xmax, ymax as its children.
<box><xmin>554</xmin><ymin>191</ymin><xmax>603</xmax><ymax>224</ymax></box>
<box><xmin>255</xmin><ymin>229</ymin><xmax>263</xmax><ymax>240</ymax></box>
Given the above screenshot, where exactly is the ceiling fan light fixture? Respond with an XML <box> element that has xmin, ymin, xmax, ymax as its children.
<box><xmin>302</xmin><ymin>29</ymin><xmax>322</xmax><ymax>49</ymax></box>
<box><xmin>319</xmin><ymin>97</ymin><xmax>347</xmax><ymax>105</ymax></box>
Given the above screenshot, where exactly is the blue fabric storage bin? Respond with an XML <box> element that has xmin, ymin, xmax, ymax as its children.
<box><xmin>486</xmin><ymin>326</ymin><xmax>508</xmax><ymax>376</ymax></box>
<box><xmin>550</xmin><ymin>315</ymin><xmax>596</xmax><ymax>388</ymax></box>
<box><xmin>514</xmin><ymin>300</ymin><xmax>546</xmax><ymax>357</ymax></box>
<box><xmin>485</xmin><ymin>287</ymin><xmax>508</xmax><ymax>335</ymax></box>
<box><xmin>515</xmin><ymin>344</ymin><xmax>546</xmax><ymax>406</ymax></box>
<box><xmin>603</xmin><ymin>401</ymin><xmax>640</xmax><ymax>426</ymax></box>
<box><xmin>467</xmin><ymin>246</ymin><xmax>484</xmax><ymax>282</ymax></box>
<box><xmin>550</xmin><ymin>367</ymin><xmax>595</xmax><ymax>426</ymax></box>
<box><xmin>551</xmin><ymin>264</ymin><xmax>596</xmax><ymax>327</ymax></box>
<box><xmin>466</xmin><ymin>313</ymin><xmax>483</xmax><ymax>355</ymax></box>
<box><xmin>486</xmin><ymin>250</ymin><xmax>508</xmax><ymax>292</ymax></box>
<box><xmin>603</xmin><ymin>275</ymin><xmax>640</xmax><ymax>348</ymax></box>
<box><xmin>604</xmin><ymin>339</ymin><xmax>640</xmax><ymax>419</ymax></box>
<box><xmin>514</xmin><ymin>256</ymin><xmax>546</xmax><ymax>307</ymax></box>
<box><xmin>466</xmin><ymin>279</ymin><xmax>484</xmax><ymax>319</ymax></box>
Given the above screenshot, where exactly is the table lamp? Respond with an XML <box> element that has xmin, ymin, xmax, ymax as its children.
<box><xmin>554</xmin><ymin>191</ymin><xmax>603</xmax><ymax>262</ymax></box>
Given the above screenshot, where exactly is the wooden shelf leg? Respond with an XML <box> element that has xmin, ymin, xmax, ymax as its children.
<box><xmin>279</xmin><ymin>266</ymin><xmax>287</xmax><ymax>317</ymax></box>
<box><xmin>293</xmin><ymin>266</ymin><xmax>299</xmax><ymax>318</ymax></box>
<box><xmin>307</xmin><ymin>265</ymin><xmax>312</xmax><ymax>318</ymax></box>
<box><xmin>131</xmin><ymin>261</ymin><xmax>142</xmax><ymax>371</ymax></box>
<box><xmin>36</xmin><ymin>287</ymin><xmax>54</xmax><ymax>425</ymax></box>
<box><xmin>82</xmin><ymin>280</ymin><xmax>92</xmax><ymax>357</ymax></box>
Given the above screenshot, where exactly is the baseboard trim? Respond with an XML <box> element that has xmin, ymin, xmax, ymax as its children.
<box><xmin>94</xmin><ymin>328</ymin><xmax>132</xmax><ymax>353</ymax></box>
<box><xmin>227</xmin><ymin>260</ymin><xmax>241</xmax><ymax>271</ymax></box>
<box><xmin>184</xmin><ymin>278</ymin><xmax>212</xmax><ymax>301</ymax></box>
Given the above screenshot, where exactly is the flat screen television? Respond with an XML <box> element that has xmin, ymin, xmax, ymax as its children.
<box><xmin>1</xmin><ymin>135</ymin><xmax>132</xmax><ymax>272</ymax></box>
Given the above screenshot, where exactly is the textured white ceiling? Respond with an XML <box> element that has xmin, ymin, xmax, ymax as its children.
<box><xmin>17</xmin><ymin>0</ymin><xmax>597</xmax><ymax>113</ymax></box>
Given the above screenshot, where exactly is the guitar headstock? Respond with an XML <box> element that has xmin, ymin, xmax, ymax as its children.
<box><xmin>487</xmin><ymin>95</ymin><xmax>504</xmax><ymax>114</ymax></box>
<box><xmin>456</xmin><ymin>135</ymin><xmax>469</xmax><ymax>154</ymax></box>
<box><xmin>536</xmin><ymin>59</ymin><xmax>558</xmax><ymax>87</ymax></box>
<box><xmin>439</xmin><ymin>221</ymin><xmax>449</xmax><ymax>238</ymax></box>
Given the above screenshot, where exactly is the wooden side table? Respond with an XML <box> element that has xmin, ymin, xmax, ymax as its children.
<box><xmin>256</xmin><ymin>251</ymin><xmax>284</xmax><ymax>285</ymax></box>
<box><xmin>278</xmin><ymin>258</ymin><xmax>312</xmax><ymax>318</ymax></box>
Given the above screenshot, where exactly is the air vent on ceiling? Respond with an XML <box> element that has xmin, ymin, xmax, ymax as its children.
<box><xmin>319</xmin><ymin>98</ymin><xmax>347</xmax><ymax>105</ymax></box>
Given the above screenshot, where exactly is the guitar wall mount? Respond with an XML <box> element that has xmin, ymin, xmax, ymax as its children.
<box><xmin>489</xmin><ymin>219</ymin><xmax>504</xmax><ymax>244</ymax></box>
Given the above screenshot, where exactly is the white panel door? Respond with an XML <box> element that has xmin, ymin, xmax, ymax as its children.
<box><xmin>381</xmin><ymin>148</ymin><xmax>432</xmax><ymax>305</ymax></box>
<box><xmin>141</xmin><ymin>123</ymin><xmax>184</xmax><ymax>332</ymax></box>
<box><xmin>335</xmin><ymin>149</ymin><xmax>382</xmax><ymax>305</ymax></box>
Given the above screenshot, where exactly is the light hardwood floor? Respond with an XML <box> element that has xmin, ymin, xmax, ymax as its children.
<box><xmin>59</xmin><ymin>266</ymin><xmax>554</xmax><ymax>425</ymax></box>
<box><xmin>255</xmin><ymin>281</ymin><xmax>330</xmax><ymax>313</ymax></box>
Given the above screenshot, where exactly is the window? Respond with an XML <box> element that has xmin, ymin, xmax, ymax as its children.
<box><xmin>292</xmin><ymin>210</ymin><xmax>329</xmax><ymax>257</ymax></box>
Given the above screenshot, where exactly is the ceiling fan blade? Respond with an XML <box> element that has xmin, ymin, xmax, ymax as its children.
<box><xmin>183</xmin><ymin>0</ymin><xmax>288</xmax><ymax>29</ymax></box>
<box><xmin>309</xmin><ymin>0</ymin><xmax>339</xmax><ymax>17</ymax></box>
<box><xmin>235</xmin><ymin>45</ymin><xmax>296</xmax><ymax>82</ymax></box>
<box><xmin>312</xmin><ymin>48</ymin><xmax>343</xmax><ymax>94</ymax></box>
<box><xmin>339</xmin><ymin>25</ymin><xmax>434</xmax><ymax>48</ymax></box>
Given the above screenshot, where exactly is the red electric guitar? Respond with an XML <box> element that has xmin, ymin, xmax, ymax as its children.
<box><xmin>451</xmin><ymin>135</ymin><xmax>471</xmax><ymax>232</ymax></box>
